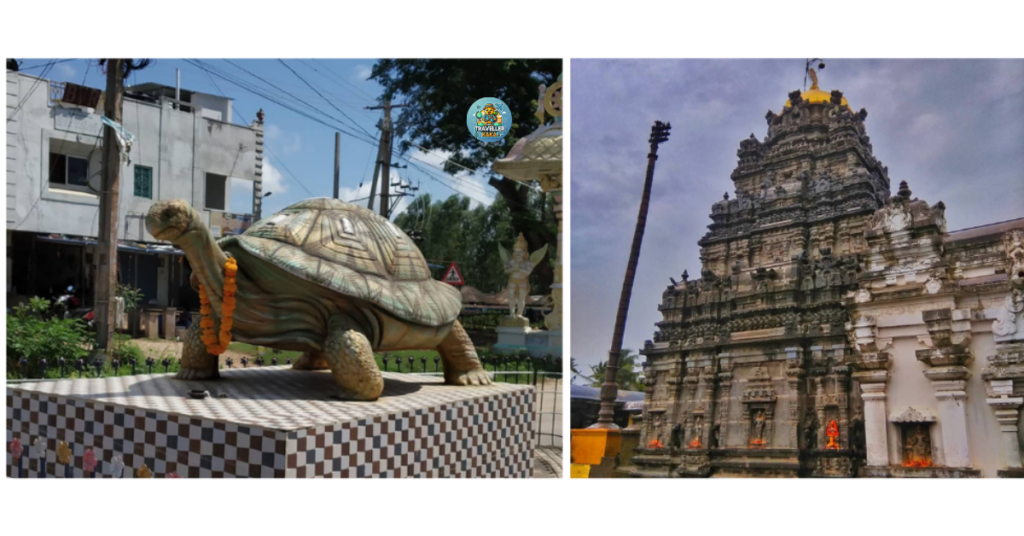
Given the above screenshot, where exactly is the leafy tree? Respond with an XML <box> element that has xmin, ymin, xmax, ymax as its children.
<box><xmin>370</xmin><ymin>60</ymin><xmax>561</xmax><ymax>289</ymax></box>
<box><xmin>586</xmin><ymin>350</ymin><xmax>643</xmax><ymax>392</ymax></box>
<box><xmin>394</xmin><ymin>192</ymin><xmax>553</xmax><ymax>295</ymax></box>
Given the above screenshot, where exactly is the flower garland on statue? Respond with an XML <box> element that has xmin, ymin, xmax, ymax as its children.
<box><xmin>198</xmin><ymin>257</ymin><xmax>237</xmax><ymax>355</ymax></box>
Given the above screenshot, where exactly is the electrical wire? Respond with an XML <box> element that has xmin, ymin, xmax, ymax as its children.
<box><xmin>187</xmin><ymin>59</ymin><xmax>495</xmax><ymax>204</ymax></box>
<box><xmin>7</xmin><ymin>60</ymin><xmax>58</xmax><ymax>122</ymax></box>
<box><xmin>278</xmin><ymin>59</ymin><xmax>375</xmax><ymax>138</ymax></box>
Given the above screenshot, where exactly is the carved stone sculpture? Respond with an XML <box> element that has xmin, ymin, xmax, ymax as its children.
<box><xmin>498</xmin><ymin>233</ymin><xmax>548</xmax><ymax>319</ymax></box>
<box><xmin>145</xmin><ymin>198</ymin><xmax>490</xmax><ymax>400</ymax></box>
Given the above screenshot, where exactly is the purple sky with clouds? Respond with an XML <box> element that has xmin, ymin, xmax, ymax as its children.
<box><xmin>570</xmin><ymin>59</ymin><xmax>1024</xmax><ymax>379</ymax></box>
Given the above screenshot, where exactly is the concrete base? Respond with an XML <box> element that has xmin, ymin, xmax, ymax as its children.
<box><xmin>6</xmin><ymin>368</ymin><xmax>534</xmax><ymax>478</ymax></box>
<box><xmin>858</xmin><ymin>465</ymin><xmax>981</xmax><ymax>478</ymax></box>
<box><xmin>493</xmin><ymin>327</ymin><xmax>562</xmax><ymax>358</ymax></box>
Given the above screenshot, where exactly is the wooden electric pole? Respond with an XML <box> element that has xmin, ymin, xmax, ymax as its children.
<box><xmin>365</xmin><ymin>99</ymin><xmax>409</xmax><ymax>219</ymax></box>
<box><xmin>592</xmin><ymin>120</ymin><xmax>671</xmax><ymax>429</ymax></box>
<box><xmin>333</xmin><ymin>132</ymin><xmax>341</xmax><ymax>199</ymax></box>
<box><xmin>94</xmin><ymin>59</ymin><xmax>125</xmax><ymax>355</ymax></box>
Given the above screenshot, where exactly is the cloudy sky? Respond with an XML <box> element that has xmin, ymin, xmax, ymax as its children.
<box><xmin>24</xmin><ymin>58</ymin><xmax>495</xmax><ymax>217</ymax></box>
<box><xmin>570</xmin><ymin>59</ymin><xmax>1024</xmax><ymax>379</ymax></box>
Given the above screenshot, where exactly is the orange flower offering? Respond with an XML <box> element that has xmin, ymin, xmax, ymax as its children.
<box><xmin>647</xmin><ymin>439</ymin><xmax>665</xmax><ymax>449</ymax></box>
<box><xmin>689</xmin><ymin>437</ymin><xmax>702</xmax><ymax>449</ymax></box>
<box><xmin>199</xmin><ymin>257</ymin><xmax>238</xmax><ymax>355</ymax></box>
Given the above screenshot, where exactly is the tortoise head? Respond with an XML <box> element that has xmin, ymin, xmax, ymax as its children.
<box><xmin>146</xmin><ymin>199</ymin><xmax>200</xmax><ymax>243</ymax></box>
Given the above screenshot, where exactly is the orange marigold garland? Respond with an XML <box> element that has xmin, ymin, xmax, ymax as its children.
<box><xmin>198</xmin><ymin>257</ymin><xmax>238</xmax><ymax>355</ymax></box>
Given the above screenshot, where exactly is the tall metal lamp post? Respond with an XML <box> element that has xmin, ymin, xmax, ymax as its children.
<box><xmin>591</xmin><ymin>120</ymin><xmax>671</xmax><ymax>429</ymax></box>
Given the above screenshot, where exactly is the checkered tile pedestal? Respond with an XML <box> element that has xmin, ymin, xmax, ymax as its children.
<box><xmin>6</xmin><ymin>368</ymin><xmax>534</xmax><ymax>478</ymax></box>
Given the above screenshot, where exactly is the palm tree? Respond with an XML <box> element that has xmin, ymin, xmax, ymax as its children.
<box><xmin>587</xmin><ymin>349</ymin><xmax>643</xmax><ymax>392</ymax></box>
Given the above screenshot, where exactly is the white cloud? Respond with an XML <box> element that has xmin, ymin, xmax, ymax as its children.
<box><xmin>353</xmin><ymin>64</ymin><xmax>372</xmax><ymax>82</ymax></box>
<box><xmin>56</xmin><ymin>62</ymin><xmax>76</xmax><ymax>80</ymax></box>
<box><xmin>261</xmin><ymin>158</ymin><xmax>288</xmax><ymax>196</ymax></box>
<box><xmin>263</xmin><ymin>124</ymin><xmax>302</xmax><ymax>154</ymax></box>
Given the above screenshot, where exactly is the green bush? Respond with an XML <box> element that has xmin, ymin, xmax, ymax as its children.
<box><xmin>7</xmin><ymin>298</ymin><xmax>94</xmax><ymax>377</ymax></box>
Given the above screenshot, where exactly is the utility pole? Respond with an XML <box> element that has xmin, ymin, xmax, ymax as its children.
<box><xmin>592</xmin><ymin>120</ymin><xmax>671</xmax><ymax>429</ymax></box>
<box><xmin>95</xmin><ymin>59</ymin><xmax>125</xmax><ymax>356</ymax></box>
<box><xmin>333</xmin><ymin>132</ymin><xmax>341</xmax><ymax>199</ymax></box>
<box><xmin>366</xmin><ymin>136</ymin><xmax>383</xmax><ymax>211</ymax></box>
<box><xmin>365</xmin><ymin>99</ymin><xmax>409</xmax><ymax>219</ymax></box>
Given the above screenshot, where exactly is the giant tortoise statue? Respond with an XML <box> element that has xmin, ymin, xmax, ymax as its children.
<box><xmin>145</xmin><ymin>197</ymin><xmax>490</xmax><ymax>400</ymax></box>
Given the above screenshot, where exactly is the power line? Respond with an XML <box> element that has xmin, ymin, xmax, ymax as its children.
<box><xmin>191</xmin><ymin>60</ymin><xmax>317</xmax><ymax>198</ymax></box>
<box><xmin>9</xmin><ymin>58</ymin><xmax>75</xmax><ymax>72</ymax></box>
<box><xmin>312</xmin><ymin>59</ymin><xmax>376</xmax><ymax>100</ymax></box>
<box><xmin>7</xmin><ymin>60</ymin><xmax>59</xmax><ymax>122</ymax></box>
<box><xmin>187</xmin><ymin>59</ymin><xmax>495</xmax><ymax>204</ymax></box>
<box><xmin>277</xmin><ymin>59</ymin><xmax>375</xmax><ymax>139</ymax></box>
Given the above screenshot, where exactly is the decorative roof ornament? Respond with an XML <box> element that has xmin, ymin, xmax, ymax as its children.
<box><xmin>493</xmin><ymin>73</ymin><xmax>562</xmax><ymax>185</ymax></box>
<box><xmin>784</xmin><ymin>59</ymin><xmax>852</xmax><ymax>111</ymax></box>
<box><xmin>890</xmin><ymin>407</ymin><xmax>937</xmax><ymax>423</ymax></box>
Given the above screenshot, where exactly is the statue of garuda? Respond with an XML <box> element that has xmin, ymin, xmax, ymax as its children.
<box><xmin>498</xmin><ymin>233</ymin><xmax>548</xmax><ymax>319</ymax></box>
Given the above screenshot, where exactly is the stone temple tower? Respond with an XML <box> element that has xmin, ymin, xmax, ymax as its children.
<box><xmin>636</xmin><ymin>70</ymin><xmax>891</xmax><ymax>477</ymax></box>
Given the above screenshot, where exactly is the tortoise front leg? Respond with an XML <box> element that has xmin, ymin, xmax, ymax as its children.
<box><xmin>437</xmin><ymin>320</ymin><xmax>491</xmax><ymax>386</ymax></box>
<box><xmin>322</xmin><ymin>316</ymin><xmax>384</xmax><ymax>400</ymax></box>
<box><xmin>176</xmin><ymin>321</ymin><xmax>220</xmax><ymax>380</ymax></box>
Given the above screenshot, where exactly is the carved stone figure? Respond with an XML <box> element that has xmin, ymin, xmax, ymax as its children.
<box><xmin>803</xmin><ymin>411</ymin><xmax>819</xmax><ymax>450</ymax></box>
<box><xmin>498</xmin><ymin>233</ymin><xmax>548</xmax><ymax>319</ymax></box>
<box><xmin>751</xmin><ymin>410</ymin><xmax>767</xmax><ymax>446</ymax></box>
<box><xmin>669</xmin><ymin>423</ymin><xmax>684</xmax><ymax>449</ymax></box>
<box><xmin>145</xmin><ymin>198</ymin><xmax>490</xmax><ymax>400</ymax></box>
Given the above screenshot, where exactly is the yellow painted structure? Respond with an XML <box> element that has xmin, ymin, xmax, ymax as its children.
<box><xmin>570</xmin><ymin>427</ymin><xmax>622</xmax><ymax>466</ymax></box>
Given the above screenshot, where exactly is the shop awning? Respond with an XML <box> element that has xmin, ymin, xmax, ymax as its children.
<box><xmin>34</xmin><ymin>235</ymin><xmax>185</xmax><ymax>256</ymax></box>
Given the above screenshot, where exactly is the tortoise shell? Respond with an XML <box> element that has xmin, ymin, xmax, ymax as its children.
<box><xmin>232</xmin><ymin>198</ymin><xmax>460</xmax><ymax>327</ymax></box>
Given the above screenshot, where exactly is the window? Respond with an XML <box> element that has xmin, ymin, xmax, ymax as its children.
<box><xmin>134</xmin><ymin>166</ymin><xmax>153</xmax><ymax>199</ymax></box>
<box><xmin>49</xmin><ymin>153</ymin><xmax>89</xmax><ymax>189</ymax></box>
<box><xmin>205</xmin><ymin>173</ymin><xmax>226</xmax><ymax>211</ymax></box>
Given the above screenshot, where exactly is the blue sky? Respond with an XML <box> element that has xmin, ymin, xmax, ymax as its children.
<box><xmin>571</xmin><ymin>59</ymin><xmax>1024</xmax><ymax>376</ymax></box>
<box><xmin>27</xmin><ymin>58</ymin><xmax>496</xmax><ymax>217</ymax></box>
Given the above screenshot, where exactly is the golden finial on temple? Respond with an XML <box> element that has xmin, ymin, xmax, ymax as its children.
<box><xmin>805</xmin><ymin>58</ymin><xmax>825</xmax><ymax>91</ymax></box>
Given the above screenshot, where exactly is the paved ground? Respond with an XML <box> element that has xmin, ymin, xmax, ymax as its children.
<box><xmin>532</xmin><ymin>446</ymin><xmax>563</xmax><ymax>478</ymax></box>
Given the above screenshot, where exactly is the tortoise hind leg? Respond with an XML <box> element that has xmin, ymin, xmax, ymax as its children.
<box><xmin>323</xmin><ymin>317</ymin><xmax>384</xmax><ymax>401</ymax></box>
<box><xmin>437</xmin><ymin>320</ymin><xmax>491</xmax><ymax>386</ymax></box>
<box><xmin>176</xmin><ymin>322</ymin><xmax>220</xmax><ymax>381</ymax></box>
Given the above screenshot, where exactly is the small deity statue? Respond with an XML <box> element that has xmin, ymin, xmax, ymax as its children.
<box><xmin>709</xmin><ymin>424</ymin><xmax>721</xmax><ymax>449</ymax></box>
<box><xmin>825</xmin><ymin>419</ymin><xmax>840</xmax><ymax>450</ymax></box>
<box><xmin>669</xmin><ymin>423</ymin><xmax>684</xmax><ymax>449</ymax></box>
<box><xmin>803</xmin><ymin>411</ymin><xmax>819</xmax><ymax>450</ymax></box>
<box><xmin>498</xmin><ymin>233</ymin><xmax>548</xmax><ymax>319</ymax></box>
<box><xmin>751</xmin><ymin>410</ymin><xmax>767</xmax><ymax>446</ymax></box>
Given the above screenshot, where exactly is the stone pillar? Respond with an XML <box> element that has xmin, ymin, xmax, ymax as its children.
<box><xmin>987</xmin><ymin>380</ymin><xmax>1023</xmax><ymax>469</ymax></box>
<box><xmin>848</xmin><ymin>316</ymin><xmax>893</xmax><ymax>467</ymax></box>
<box><xmin>918</xmin><ymin>308</ymin><xmax>974</xmax><ymax>468</ymax></box>
<box><xmin>857</xmin><ymin>372</ymin><xmax>890</xmax><ymax>467</ymax></box>
<box><xmin>927</xmin><ymin>375</ymin><xmax>971</xmax><ymax>467</ymax></box>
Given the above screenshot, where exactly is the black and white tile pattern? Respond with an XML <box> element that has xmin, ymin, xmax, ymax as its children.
<box><xmin>6</xmin><ymin>368</ymin><xmax>534</xmax><ymax>478</ymax></box>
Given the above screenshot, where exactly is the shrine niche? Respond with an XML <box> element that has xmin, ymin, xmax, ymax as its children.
<box><xmin>891</xmin><ymin>407</ymin><xmax>936</xmax><ymax>468</ymax></box>
<box><xmin>742</xmin><ymin>367</ymin><xmax>777</xmax><ymax>448</ymax></box>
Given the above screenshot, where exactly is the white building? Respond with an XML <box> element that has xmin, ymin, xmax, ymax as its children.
<box><xmin>6</xmin><ymin>69</ymin><xmax>265</xmax><ymax>312</ymax></box>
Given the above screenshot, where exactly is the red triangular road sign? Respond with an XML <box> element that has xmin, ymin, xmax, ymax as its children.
<box><xmin>442</xmin><ymin>262</ymin><xmax>465</xmax><ymax>286</ymax></box>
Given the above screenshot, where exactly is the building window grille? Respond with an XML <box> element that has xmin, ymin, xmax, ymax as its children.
<box><xmin>134</xmin><ymin>165</ymin><xmax>153</xmax><ymax>199</ymax></box>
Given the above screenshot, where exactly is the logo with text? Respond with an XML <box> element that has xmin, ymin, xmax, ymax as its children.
<box><xmin>467</xmin><ymin>97</ymin><xmax>511</xmax><ymax>143</ymax></box>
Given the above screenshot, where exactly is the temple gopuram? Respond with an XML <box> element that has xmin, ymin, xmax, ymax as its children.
<box><xmin>633</xmin><ymin>70</ymin><xmax>1024</xmax><ymax>478</ymax></box>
